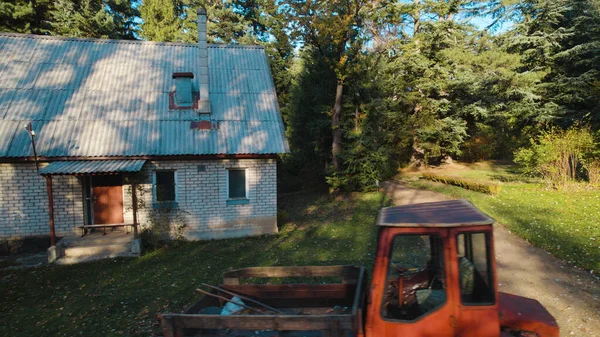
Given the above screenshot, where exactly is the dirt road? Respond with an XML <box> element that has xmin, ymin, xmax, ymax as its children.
<box><xmin>383</xmin><ymin>181</ymin><xmax>600</xmax><ymax>336</ymax></box>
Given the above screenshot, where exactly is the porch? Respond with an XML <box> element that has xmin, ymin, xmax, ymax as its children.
<box><xmin>55</xmin><ymin>228</ymin><xmax>141</xmax><ymax>265</ymax></box>
<box><xmin>39</xmin><ymin>160</ymin><xmax>145</xmax><ymax>263</ymax></box>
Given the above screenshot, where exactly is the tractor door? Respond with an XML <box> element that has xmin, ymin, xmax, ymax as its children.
<box><xmin>367</xmin><ymin>227</ymin><xmax>459</xmax><ymax>337</ymax></box>
<box><xmin>451</xmin><ymin>227</ymin><xmax>500</xmax><ymax>337</ymax></box>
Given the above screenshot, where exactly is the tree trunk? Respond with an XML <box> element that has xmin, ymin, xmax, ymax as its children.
<box><xmin>354</xmin><ymin>102</ymin><xmax>360</xmax><ymax>131</ymax></box>
<box><xmin>332</xmin><ymin>80</ymin><xmax>344</xmax><ymax>171</ymax></box>
<box><xmin>413</xmin><ymin>0</ymin><xmax>421</xmax><ymax>35</ymax></box>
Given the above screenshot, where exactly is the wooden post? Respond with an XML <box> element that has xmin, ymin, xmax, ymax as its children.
<box><xmin>45</xmin><ymin>175</ymin><xmax>56</xmax><ymax>246</ymax></box>
<box><xmin>131</xmin><ymin>181</ymin><xmax>139</xmax><ymax>238</ymax></box>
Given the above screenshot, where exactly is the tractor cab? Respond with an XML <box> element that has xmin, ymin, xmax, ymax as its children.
<box><xmin>366</xmin><ymin>199</ymin><xmax>542</xmax><ymax>337</ymax></box>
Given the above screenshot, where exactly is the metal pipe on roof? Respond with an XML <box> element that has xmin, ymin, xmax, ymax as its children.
<box><xmin>24</xmin><ymin>122</ymin><xmax>40</xmax><ymax>172</ymax></box>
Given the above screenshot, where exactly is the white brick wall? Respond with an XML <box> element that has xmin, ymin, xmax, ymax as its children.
<box><xmin>123</xmin><ymin>159</ymin><xmax>278</xmax><ymax>240</ymax></box>
<box><xmin>0</xmin><ymin>159</ymin><xmax>278</xmax><ymax>240</ymax></box>
<box><xmin>0</xmin><ymin>163</ymin><xmax>82</xmax><ymax>239</ymax></box>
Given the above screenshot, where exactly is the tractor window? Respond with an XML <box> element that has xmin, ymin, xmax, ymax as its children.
<box><xmin>382</xmin><ymin>234</ymin><xmax>446</xmax><ymax>321</ymax></box>
<box><xmin>457</xmin><ymin>232</ymin><xmax>495</xmax><ymax>305</ymax></box>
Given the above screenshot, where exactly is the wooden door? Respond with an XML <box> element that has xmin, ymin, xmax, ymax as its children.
<box><xmin>92</xmin><ymin>175</ymin><xmax>124</xmax><ymax>224</ymax></box>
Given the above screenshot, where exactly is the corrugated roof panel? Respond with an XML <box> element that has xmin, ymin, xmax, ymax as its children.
<box><xmin>5</xmin><ymin>120</ymin><xmax>34</xmax><ymax>157</ymax></box>
<box><xmin>0</xmin><ymin>36</ymin><xmax>38</xmax><ymax>62</ymax></box>
<box><xmin>39</xmin><ymin>159</ymin><xmax>146</xmax><ymax>175</ymax></box>
<box><xmin>0</xmin><ymin>89</ymin><xmax>16</xmax><ymax>118</ymax></box>
<box><xmin>0</xmin><ymin>33</ymin><xmax>289</xmax><ymax>157</ymax></box>
<box><xmin>61</xmin><ymin>90</ymin><xmax>87</xmax><ymax>120</ymax></box>
<box><xmin>0</xmin><ymin>62</ymin><xmax>40</xmax><ymax>89</ymax></box>
<box><xmin>0</xmin><ymin>120</ymin><xmax>286</xmax><ymax>157</ymax></box>
<box><xmin>34</xmin><ymin>63</ymin><xmax>76</xmax><ymax>90</ymax></box>
<box><xmin>0</xmin><ymin>121</ymin><xmax>19</xmax><ymax>156</ymax></box>
<box><xmin>4</xmin><ymin>89</ymin><xmax>51</xmax><ymax>120</ymax></box>
<box><xmin>32</xmin><ymin>38</ymin><xmax>68</xmax><ymax>64</ymax></box>
<box><xmin>0</xmin><ymin>36</ymin><xmax>9</xmax><ymax>50</ymax></box>
<box><xmin>44</xmin><ymin>90</ymin><xmax>69</xmax><ymax>120</ymax></box>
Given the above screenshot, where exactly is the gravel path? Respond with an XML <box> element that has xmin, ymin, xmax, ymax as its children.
<box><xmin>383</xmin><ymin>181</ymin><xmax>600</xmax><ymax>336</ymax></box>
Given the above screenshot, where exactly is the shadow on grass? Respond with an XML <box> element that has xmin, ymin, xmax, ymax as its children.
<box><xmin>0</xmin><ymin>191</ymin><xmax>390</xmax><ymax>337</ymax></box>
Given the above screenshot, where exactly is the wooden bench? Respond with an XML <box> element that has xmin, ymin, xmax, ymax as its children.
<box><xmin>77</xmin><ymin>223</ymin><xmax>135</xmax><ymax>237</ymax></box>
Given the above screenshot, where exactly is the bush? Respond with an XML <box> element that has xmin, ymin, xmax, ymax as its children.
<box><xmin>514</xmin><ymin>126</ymin><xmax>597</xmax><ymax>187</ymax></box>
<box><xmin>584</xmin><ymin>160</ymin><xmax>600</xmax><ymax>186</ymax></box>
<box><xmin>460</xmin><ymin>123</ymin><xmax>515</xmax><ymax>162</ymax></box>
<box><xmin>416</xmin><ymin>117</ymin><xmax>468</xmax><ymax>164</ymax></box>
<box><xmin>422</xmin><ymin>173</ymin><xmax>501</xmax><ymax>194</ymax></box>
<box><xmin>141</xmin><ymin>207</ymin><xmax>189</xmax><ymax>250</ymax></box>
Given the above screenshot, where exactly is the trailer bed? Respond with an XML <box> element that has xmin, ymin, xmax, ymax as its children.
<box><xmin>159</xmin><ymin>266</ymin><xmax>366</xmax><ymax>337</ymax></box>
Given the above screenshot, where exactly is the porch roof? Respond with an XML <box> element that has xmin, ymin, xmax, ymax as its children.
<box><xmin>39</xmin><ymin>159</ymin><xmax>146</xmax><ymax>176</ymax></box>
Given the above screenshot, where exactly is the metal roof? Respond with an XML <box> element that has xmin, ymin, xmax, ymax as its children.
<box><xmin>39</xmin><ymin>160</ymin><xmax>146</xmax><ymax>175</ymax></box>
<box><xmin>376</xmin><ymin>199</ymin><xmax>494</xmax><ymax>227</ymax></box>
<box><xmin>0</xmin><ymin>33</ymin><xmax>289</xmax><ymax>157</ymax></box>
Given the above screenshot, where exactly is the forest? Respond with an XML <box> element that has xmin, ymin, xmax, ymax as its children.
<box><xmin>2</xmin><ymin>0</ymin><xmax>599</xmax><ymax>191</ymax></box>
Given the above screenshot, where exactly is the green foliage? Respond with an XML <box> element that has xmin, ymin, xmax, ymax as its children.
<box><xmin>421</xmin><ymin>173</ymin><xmax>501</xmax><ymax>194</ymax></box>
<box><xmin>139</xmin><ymin>0</ymin><xmax>186</xmax><ymax>42</ymax></box>
<box><xmin>506</xmin><ymin>0</ymin><xmax>600</xmax><ymax>129</ymax></box>
<box><xmin>141</xmin><ymin>207</ymin><xmax>189</xmax><ymax>250</ymax></box>
<box><xmin>0</xmin><ymin>0</ymin><xmax>52</xmax><ymax>34</ymax></box>
<box><xmin>514</xmin><ymin>126</ymin><xmax>597</xmax><ymax>187</ymax></box>
<box><xmin>408</xmin><ymin>165</ymin><xmax>600</xmax><ymax>272</ymax></box>
<box><xmin>417</xmin><ymin>117</ymin><xmax>468</xmax><ymax>161</ymax></box>
<box><xmin>0</xmin><ymin>0</ymin><xmax>137</xmax><ymax>38</ymax></box>
<box><xmin>284</xmin><ymin>48</ymin><xmax>337</xmax><ymax>175</ymax></box>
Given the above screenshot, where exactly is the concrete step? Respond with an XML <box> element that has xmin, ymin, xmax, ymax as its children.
<box><xmin>64</xmin><ymin>243</ymin><xmax>131</xmax><ymax>258</ymax></box>
<box><xmin>55</xmin><ymin>252</ymin><xmax>138</xmax><ymax>265</ymax></box>
<box><xmin>59</xmin><ymin>232</ymin><xmax>134</xmax><ymax>247</ymax></box>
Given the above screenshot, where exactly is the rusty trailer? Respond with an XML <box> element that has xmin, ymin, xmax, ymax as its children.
<box><xmin>159</xmin><ymin>265</ymin><xmax>367</xmax><ymax>337</ymax></box>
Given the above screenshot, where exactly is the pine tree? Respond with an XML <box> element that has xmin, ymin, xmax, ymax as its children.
<box><xmin>506</xmin><ymin>0</ymin><xmax>600</xmax><ymax>129</ymax></box>
<box><xmin>0</xmin><ymin>0</ymin><xmax>52</xmax><ymax>34</ymax></box>
<box><xmin>288</xmin><ymin>0</ymin><xmax>366</xmax><ymax>171</ymax></box>
<box><xmin>48</xmin><ymin>0</ymin><xmax>137</xmax><ymax>39</ymax></box>
<box><xmin>139</xmin><ymin>0</ymin><xmax>186</xmax><ymax>42</ymax></box>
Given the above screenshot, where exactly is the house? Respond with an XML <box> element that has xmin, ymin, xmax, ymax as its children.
<box><xmin>0</xmin><ymin>9</ymin><xmax>289</xmax><ymax>257</ymax></box>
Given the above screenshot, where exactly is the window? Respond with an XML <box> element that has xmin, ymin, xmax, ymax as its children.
<box><xmin>382</xmin><ymin>234</ymin><xmax>446</xmax><ymax>321</ymax></box>
<box><xmin>154</xmin><ymin>171</ymin><xmax>176</xmax><ymax>203</ymax></box>
<box><xmin>170</xmin><ymin>72</ymin><xmax>196</xmax><ymax>109</ymax></box>
<box><xmin>228</xmin><ymin>169</ymin><xmax>247</xmax><ymax>200</ymax></box>
<box><xmin>457</xmin><ymin>232</ymin><xmax>495</xmax><ymax>305</ymax></box>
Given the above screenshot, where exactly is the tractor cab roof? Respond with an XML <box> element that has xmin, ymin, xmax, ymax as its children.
<box><xmin>376</xmin><ymin>199</ymin><xmax>494</xmax><ymax>228</ymax></box>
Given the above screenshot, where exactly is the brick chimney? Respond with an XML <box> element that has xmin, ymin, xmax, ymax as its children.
<box><xmin>197</xmin><ymin>8</ymin><xmax>210</xmax><ymax>114</ymax></box>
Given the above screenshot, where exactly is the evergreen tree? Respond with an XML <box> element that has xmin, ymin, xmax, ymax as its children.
<box><xmin>139</xmin><ymin>0</ymin><xmax>186</xmax><ymax>42</ymax></box>
<box><xmin>288</xmin><ymin>0</ymin><xmax>366</xmax><ymax>171</ymax></box>
<box><xmin>506</xmin><ymin>0</ymin><xmax>600</xmax><ymax>129</ymax></box>
<box><xmin>48</xmin><ymin>0</ymin><xmax>137</xmax><ymax>38</ymax></box>
<box><xmin>0</xmin><ymin>0</ymin><xmax>52</xmax><ymax>34</ymax></box>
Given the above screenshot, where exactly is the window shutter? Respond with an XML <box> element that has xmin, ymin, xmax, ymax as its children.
<box><xmin>174</xmin><ymin>78</ymin><xmax>193</xmax><ymax>107</ymax></box>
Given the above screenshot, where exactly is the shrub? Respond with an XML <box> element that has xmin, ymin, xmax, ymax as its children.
<box><xmin>584</xmin><ymin>160</ymin><xmax>600</xmax><ymax>186</ymax></box>
<box><xmin>422</xmin><ymin>173</ymin><xmax>501</xmax><ymax>194</ymax></box>
<box><xmin>416</xmin><ymin>117</ymin><xmax>468</xmax><ymax>165</ymax></box>
<box><xmin>514</xmin><ymin>126</ymin><xmax>596</xmax><ymax>187</ymax></box>
<box><xmin>141</xmin><ymin>207</ymin><xmax>189</xmax><ymax>250</ymax></box>
<box><xmin>460</xmin><ymin>123</ymin><xmax>515</xmax><ymax>162</ymax></box>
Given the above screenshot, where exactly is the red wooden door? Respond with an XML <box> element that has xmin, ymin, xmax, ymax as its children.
<box><xmin>92</xmin><ymin>175</ymin><xmax>124</xmax><ymax>224</ymax></box>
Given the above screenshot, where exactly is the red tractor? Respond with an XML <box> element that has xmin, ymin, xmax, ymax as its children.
<box><xmin>160</xmin><ymin>199</ymin><xmax>559</xmax><ymax>337</ymax></box>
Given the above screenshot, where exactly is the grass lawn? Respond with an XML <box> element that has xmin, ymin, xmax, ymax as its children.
<box><xmin>404</xmin><ymin>162</ymin><xmax>600</xmax><ymax>273</ymax></box>
<box><xmin>0</xmin><ymin>192</ymin><xmax>390</xmax><ymax>337</ymax></box>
